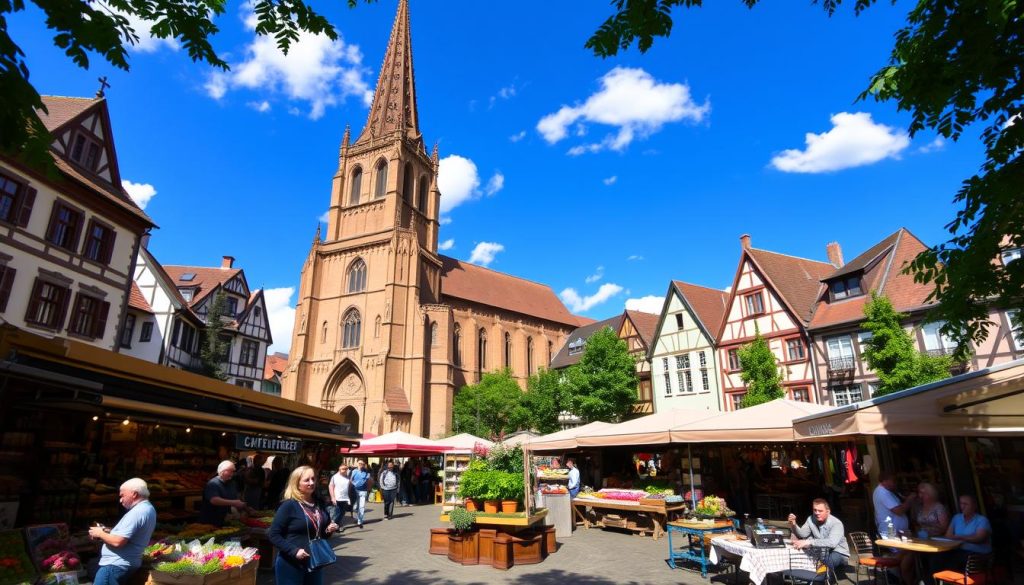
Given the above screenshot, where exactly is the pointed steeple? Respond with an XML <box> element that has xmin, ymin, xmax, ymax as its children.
<box><xmin>356</xmin><ymin>0</ymin><xmax>421</xmax><ymax>145</ymax></box>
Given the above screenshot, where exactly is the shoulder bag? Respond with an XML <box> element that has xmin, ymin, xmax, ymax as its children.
<box><xmin>300</xmin><ymin>501</ymin><xmax>337</xmax><ymax>571</ymax></box>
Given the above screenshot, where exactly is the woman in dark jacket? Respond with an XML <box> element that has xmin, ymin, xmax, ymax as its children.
<box><xmin>268</xmin><ymin>466</ymin><xmax>339</xmax><ymax>585</ymax></box>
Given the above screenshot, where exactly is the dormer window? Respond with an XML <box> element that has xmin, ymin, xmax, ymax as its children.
<box><xmin>567</xmin><ymin>337</ymin><xmax>584</xmax><ymax>356</ymax></box>
<box><xmin>70</xmin><ymin>134</ymin><xmax>101</xmax><ymax>171</ymax></box>
<box><xmin>179</xmin><ymin>288</ymin><xmax>194</xmax><ymax>302</ymax></box>
<box><xmin>226</xmin><ymin>296</ymin><xmax>239</xmax><ymax>316</ymax></box>
<box><xmin>829</xmin><ymin>276</ymin><xmax>863</xmax><ymax>300</ymax></box>
<box><xmin>180</xmin><ymin>273</ymin><xmax>196</xmax><ymax>282</ymax></box>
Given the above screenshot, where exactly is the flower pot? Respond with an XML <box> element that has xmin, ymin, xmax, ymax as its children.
<box><xmin>500</xmin><ymin>499</ymin><xmax>519</xmax><ymax>514</ymax></box>
<box><xmin>483</xmin><ymin>500</ymin><xmax>500</xmax><ymax>514</ymax></box>
<box><xmin>465</xmin><ymin>498</ymin><xmax>478</xmax><ymax>512</ymax></box>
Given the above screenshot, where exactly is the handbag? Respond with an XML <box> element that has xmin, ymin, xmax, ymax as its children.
<box><xmin>300</xmin><ymin>501</ymin><xmax>337</xmax><ymax>571</ymax></box>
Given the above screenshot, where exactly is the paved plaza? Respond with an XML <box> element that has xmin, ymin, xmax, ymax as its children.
<box><xmin>257</xmin><ymin>501</ymin><xmax>730</xmax><ymax>585</ymax></box>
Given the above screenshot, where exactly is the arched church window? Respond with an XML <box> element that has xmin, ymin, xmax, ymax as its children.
<box><xmin>343</xmin><ymin>309</ymin><xmax>361</xmax><ymax>348</ymax></box>
<box><xmin>504</xmin><ymin>332</ymin><xmax>512</xmax><ymax>369</ymax></box>
<box><xmin>527</xmin><ymin>336</ymin><xmax>534</xmax><ymax>374</ymax></box>
<box><xmin>374</xmin><ymin>315</ymin><xmax>381</xmax><ymax>338</ymax></box>
<box><xmin>403</xmin><ymin>162</ymin><xmax>414</xmax><ymax>206</ymax></box>
<box><xmin>430</xmin><ymin>321</ymin><xmax>438</xmax><ymax>346</ymax></box>
<box><xmin>321</xmin><ymin>321</ymin><xmax>328</xmax><ymax>344</ymax></box>
<box><xmin>347</xmin><ymin>258</ymin><xmax>367</xmax><ymax>293</ymax></box>
<box><xmin>418</xmin><ymin>177</ymin><xmax>428</xmax><ymax>212</ymax></box>
<box><xmin>548</xmin><ymin>340</ymin><xmax>553</xmax><ymax>365</ymax></box>
<box><xmin>350</xmin><ymin>167</ymin><xmax>362</xmax><ymax>205</ymax></box>
<box><xmin>453</xmin><ymin>324</ymin><xmax>462</xmax><ymax>366</ymax></box>
<box><xmin>477</xmin><ymin>328</ymin><xmax>487</xmax><ymax>375</ymax></box>
<box><xmin>375</xmin><ymin>160</ymin><xmax>388</xmax><ymax>199</ymax></box>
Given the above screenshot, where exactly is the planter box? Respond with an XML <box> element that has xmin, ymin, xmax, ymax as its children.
<box><xmin>478</xmin><ymin>529</ymin><xmax>496</xmax><ymax>566</ymax></box>
<box><xmin>148</xmin><ymin>560</ymin><xmax>256</xmax><ymax>585</ymax></box>
<box><xmin>491</xmin><ymin>535</ymin><xmax>512</xmax><ymax>570</ymax></box>
<box><xmin>447</xmin><ymin>530</ymin><xmax>479</xmax><ymax>565</ymax></box>
<box><xmin>429</xmin><ymin>528</ymin><xmax>451</xmax><ymax>555</ymax></box>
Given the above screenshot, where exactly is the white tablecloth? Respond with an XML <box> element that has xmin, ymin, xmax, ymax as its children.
<box><xmin>710</xmin><ymin>537</ymin><xmax>817</xmax><ymax>585</ymax></box>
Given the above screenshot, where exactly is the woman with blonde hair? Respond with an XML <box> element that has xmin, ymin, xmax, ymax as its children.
<box><xmin>268</xmin><ymin>466</ymin><xmax>339</xmax><ymax>585</ymax></box>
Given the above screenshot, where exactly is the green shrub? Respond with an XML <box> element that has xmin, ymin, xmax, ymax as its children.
<box><xmin>448</xmin><ymin>507</ymin><xmax>476</xmax><ymax>532</ymax></box>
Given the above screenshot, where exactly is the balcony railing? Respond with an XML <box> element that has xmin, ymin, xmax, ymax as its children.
<box><xmin>924</xmin><ymin>347</ymin><xmax>957</xmax><ymax>358</ymax></box>
<box><xmin>827</xmin><ymin>356</ymin><xmax>856</xmax><ymax>372</ymax></box>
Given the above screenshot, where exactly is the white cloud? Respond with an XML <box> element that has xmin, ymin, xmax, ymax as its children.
<box><xmin>584</xmin><ymin>266</ymin><xmax>604</xmax><ymax>284</ymax></box>
<box><xmin>537</xmin><ymin>67</ymin><xmax>709</xmax><ymax>154</ymax></box>
<box><xmin>438</xmin><ymin>238</ymin><xmax>455</xmax><ymax>251</ymax></box>
<box><xmin>318</xmin><ymin>210</ymin><xmax>329</xmax><ymax>223</ymax></box>
<box><xmin>509</xmin><ymin>131</ymin><xmax>527</xmax><ymax>143</ymax></box>
<box><xmin>1004</xmin><ymin>113</ymin><xmax>1021</xmax><ymax>129</ymax></box>
<box><xmin>265</xmin><ymin>286</ymin><xmax>296</xmax><ymax>354</ymax></box>
<box><xmin>468</xmin><ymin>242</ymin><xmax>504</xmax><ymax>267</ymax></box>
<box><xmin>627</xmin><ymin>255</ymin><xmax>644</xmax><ymax>261</ymax></box>
<box><xmin>247</xmin><ymin>100</ymin><xmax>271</xmax><ymax>113</ymax></box>
<box><xmin>203</xmin><ymin>5</ymin><xmax>372</xmax><ymax>119</ymax></box>
<box><xmin>770</xmin><ymin>112</ymin><xmax>910</xmax><ymax>173</ymax></box>
<box><xmin>917</xmin><ymin>137</ymin><xmax>945</xmax><ymax>153</ymax></box>
<box><xmin>439</xmin><ymin>216</ymin><xmax>452</xmax><ymax>225</ymax></box>
<box><xmin>560</xmin><ymin>283</ymin><xmax>624</xmax><ymax>313</ymax></box>
<box><xmin>122</xmin><ymin>180</ymin><xmax>156</xmax><ymax>209</ymax></box>
<box><xmin>484</xmin><ymin>172</ymin><xmax>504</xmax><ymax>196</ymax></box>
<box><xmin>603</xmin><ymin>175</ymin><xmax>617</xmax><ymax>186</ymax></box>
<box><xmin>625</xmin><ymin>295</ymin><xmax>663</xmax><ymax>315</ymax></box>
<box><xmin>99</xmin><ymin>3</ymin><xmax>179</xmax><ymax>53</ymax></box>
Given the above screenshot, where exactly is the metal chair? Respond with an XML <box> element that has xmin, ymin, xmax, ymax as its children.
<box><xmin>781</xmin><ymin>545</ymin><xmax>838</xmax><ymax>585</ymax></box>
<box><xmin>932</xmin><ymin>553</ymin><xmax>993</xmax><ymax>585</ymax></box>
<box><xmin>847</xmin><ymin>531</ymin><xmax>899</xmax><ymax>585</ymax></box>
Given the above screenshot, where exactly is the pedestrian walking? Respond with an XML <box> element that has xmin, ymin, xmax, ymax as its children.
<box><xmin>378</xmin><ymin>461</ymin><xmax>399</xmax><ymax>519</ymax></box>
<box><xmin>349</xmin><ymin>459</ymin><xmax>372</xmax><ymax>528</ymax></box>
<box><xmin>328</xmin><ymin>463</ymin><xmax>352</xmax><ymax>531</ymax></box>
<box><xmin>268</xmin><ymin>466</ymin><xmax>339</xmax><ymax>585</ymax></box>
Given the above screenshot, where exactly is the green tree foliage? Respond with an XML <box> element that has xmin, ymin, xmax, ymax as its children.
<box><xmin>587</xmin><ymin>0</ymin><xmax>1023</xmax><ymax>352</ymax></box>
<box><xmin>1</xmin><ymin>0</ymin><xmax>363</xmax><ymax>164</ymax></box>
<box><xmin>199</xmin><ymin>290</ymin><xmax>231</xmax><ymax>380</ymax></box>
<box><xmin>861</xmin><ymin>293</ymin><xmax>952</xmax><ymax>396</ymax></box>
<box><xmin>738</xmin><ymin>328</ymin><xmax>783</xmax><ymax>408</ymax></box>
<box><xmin>564</xmin><ymin>327</ymin><xmax>637</xmax><ymax>422</ymax></box>
<box><xmin>452</xmin><ymin>369</ymin><xmax>530</xmax><ymax>438</ymax></box>
<box><xmin>522</xmin><ymin>367</ymin><xmax>565</xmax><ymax>434</ymax></box>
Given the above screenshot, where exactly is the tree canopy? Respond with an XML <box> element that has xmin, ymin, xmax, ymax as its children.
<box><xmin>563</xmin><ymin>326</ymin><xmax>638</xmax><ymax>422</ymax></box>
<box><xmin>737</xmin><ymin>328</ymin><xmax>784</xmax><ymax>407</ymax></box>
<box><xmin>451</xmin><ymin>369</ymin><xmax>530</xmax><ymax>438</ymax></box>
<box><xmin>199</xmin><ymin>290</ymin><xmax>230</xmax><ymax>380</ymax></box>
<box><xmin>861</xmin><ymin>292</ymin><xmax>952</xmax><ymax>396</ymax></box>
<box><xmin>588</xmin><ymin>0</ymin><xmax>1023</xmax><ymax>351</ymax></box>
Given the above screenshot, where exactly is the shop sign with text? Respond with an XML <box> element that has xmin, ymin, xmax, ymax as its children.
<box><xmin>235</xmin><ymin>434</ymin><xmax>302</xmax><ymax>453</ymax></box>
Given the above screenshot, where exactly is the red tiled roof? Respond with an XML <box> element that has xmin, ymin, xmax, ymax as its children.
<box><xmin>574</xmin><ymin>315</ymin><xmax>597</xmax><ymax>326</ymax></box>
<box><xmin>384</xmin><ymin>387</ymin><xmax>413</xmax><ymax>413</ymax></box>
<box><xmin>128</xmin><ymin>282</ymin><xmax>153</xmax><ymax>313</ymax></box>
<box><xmin>140</xmin><ymin>248</ymin><xmax>203</xmax><ymax>324</ymax></box>
<box><xmin>746</xmin><ymin>248</ymin><xmax>835</xmax><ymax>325</ymax></box>
<box><xmin>439</xmin><ymin>255</ymin><xmax>579</xmax><ymax>328</ymax></box>
<box><xmin>808</xmin><ymin>228</ymin><xmax>934</xmax><ymax>329</ymax></box>
<box><xmin>624</xmin><ymin>310</ymin><xmax>660</xmax><ymax>348</ymax></box>
<box><xmin>264</xmin><ymin>353</ymin><xmax>289</xmax><ymax>381</ymax></box>
<box><xmin>674</xmin><ymin>281</ymin><xmax>730</xmax><ymax>341</ymax></box>
<box><xmin>37</xmin><ymin>96</ymin><xmax>96</xmax><ymax>132</ymax></box>
<box><xmin>162</xmin><ymin>265</ymin><xmax>243</xmax><ymax>308</ymax></box>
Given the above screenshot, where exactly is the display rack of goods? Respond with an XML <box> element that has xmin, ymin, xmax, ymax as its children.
<box><xmin>442</xmin><ymin>454</ymin><xmax>473</xmax><ymax>509</ymax></box>
<box><xmin>149</xmin><ymin>540</ymin><xmax>259</xmax><ymax>585</ymax></box>
<box><xmin>536</xmin><ymin>467</ymin><xmax>569</xmax><ymax>481</ymax></box>
<box><xmin>24</xmin><ymin>524</ymin><xmax>83</xmax><ymax>583</ymax></box>
<box><xmin>0</xmin><ymin>530</ymin><xmax>36</xmax><ymax>585</ymax></box>
<box><xmin>169</xmin><ymin>524</ymin><xmax>246</xmax><ymax>543</ymax></box>
<box><xmin>538</xmin><ymin>484</ymin><xmax>567</xmax><ymax>495</ymax></box>
<box><xmin>575</xmin><ymin>489</ymin><xmax>649</xmax><ymax>503</ymax></box>
<box><xmin>238</xmin><ymin>511</ymin><xmax>274</xmax><ymax>530</ymax></box>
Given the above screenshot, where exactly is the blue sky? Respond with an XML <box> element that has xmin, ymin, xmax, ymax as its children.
<box><xmin>15</xmin><ymin>1</ymin><xmax>985</xmax><ymax>353</ymax></box>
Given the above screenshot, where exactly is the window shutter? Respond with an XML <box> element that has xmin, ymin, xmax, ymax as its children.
<box><xmin>70</xmin><ymin>210</ymin><xmax>85</xmax><ymax>252</ymax></box>
<box><xmin>45</xmin><ymin>202</ymin><xmax>60</xmax><ymax>243</ymax></box>
<box><xmin>24</xmin><ymin>278</ymin><xmax>43</xmax><ymax>324</ymax></box>
<box><xmin>94</xmin><ymin>300</ymin><xmax>110</xmax><ymax>339</ymax></box>
<box><xmin>17</xmin><ymin>187</ymin><xmax>36</xmax><ymax>227</ymax></box>
<box><xmin>102</xmin><ymin>227</ymin><xmax>116</xmax><ymax>264</ymax></box>
<box><xmin>0</xmin><ymin>267</ymin><xmax>15</xmax><ymax>312</ymax></box>
<box><xmin>55</xmin><ymin>286</ymin><xmax>71</xmax><ymax>330</ymax></box>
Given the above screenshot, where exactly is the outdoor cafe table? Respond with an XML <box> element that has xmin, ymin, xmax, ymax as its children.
<box><xmin>667</xmin><ymin>519</ymin><xmax>735</xmax><ymax>577</ymax></box>
<box><xmin>710</xmin><ymin>535</ymin><xmax>817</xmax><ymax>585</ymax></box>
<box><xmin>876</xmin><ymin>537</ymin><xmax>961</xmax><ymax>585</ymax></box>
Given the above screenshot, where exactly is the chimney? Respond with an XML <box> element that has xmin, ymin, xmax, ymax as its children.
<box><xmin>826</xmin><ymin>242</ymin><xmax>844</xmax><ymax>268</ymax></box>
<box><xmin>221</xmin><ymin>255</ymin><xmax>235</xmax><ymax>269</ymax></box>
<box><xmin>740</xmin><ymin>234</ymin><xmax>751</xmax><ymax>250</ymax></box>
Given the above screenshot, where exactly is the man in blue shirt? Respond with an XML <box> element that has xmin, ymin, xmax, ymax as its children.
<box><xmin>349</xmin><ymin>459</ymin><xmax>372</xmax><ymax>528</ymax></box>
<box><xmin>88</xmin><ymin>478</ymin><xmax>157</xmax><ymax>585</ymax></box>
<box><xmin>566</xmin><ymin>458</ymin><xmax>581</xmax><ymax>499</ymax></box>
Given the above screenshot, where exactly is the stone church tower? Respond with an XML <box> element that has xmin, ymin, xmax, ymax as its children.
<box><xmin>282</xmin><ymin>0</ymin><xmax>585</xmax><ymax>437</ymax></box>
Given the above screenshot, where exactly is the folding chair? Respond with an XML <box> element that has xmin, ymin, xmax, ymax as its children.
<box><xmin>848</xmin><ymin>531</ymin><xmax>899</xmax><ymax>585</ymax></box>
<box><xmin>933</xmin><ymin>553</ymin><xmax>993</xmax><ymax>585</ymax></box>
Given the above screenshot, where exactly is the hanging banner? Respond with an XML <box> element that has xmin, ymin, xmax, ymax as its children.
<box><xmin>235</xmin><ymin>434</ymin><xmax>302</xmax><ymax>453</ymax></box>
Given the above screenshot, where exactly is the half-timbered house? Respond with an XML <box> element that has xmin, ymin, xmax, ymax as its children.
<box><xmin>618</xmin><ymin>310</ymin><xmax>659</xmax><ymax>415</ymax></box>
<box><xmin>162</xmin><ymin>256</ymin><xmax>272</xmax><ymax>389</ymax></box>
<box><xmin>807</xmin><ymin>228</ymin><xmax>1024</xmax><ymax>406</ymax></box>
<box><xmin>717</xmin><ymin>235</ymin><xmax>835</xmax><ymax>409</ymax></box>
<box><xmin>649</xmin><ymin>281</ymin><xmax>729</xmax><ymax>413</ymax></box>
<box><xmin>0</xmin><ymin>95</ymin><xmax>154</xmax><ymax>350</ymax></box>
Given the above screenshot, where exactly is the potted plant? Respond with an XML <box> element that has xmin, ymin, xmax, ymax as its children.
<box><xmin>496</xmin><ymin>471</ymin><xmax>523</xmax><ymax>513</ymax></box>
<box><xmin>479</xmin><ymin>471</ymin><xmax>503</xmax><ymax>514</ymax></box>
<box><xmin>446</xmin><ymin>507</ymin><xmax>479</xmax><ymax>565</ymax></box>
<box><xmin>456</xmin><ymin>461</ymin><xmax>488</xmax><ymax>511</ymax></box>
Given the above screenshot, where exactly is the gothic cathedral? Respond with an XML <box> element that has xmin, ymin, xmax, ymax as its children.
<box><xmin>281</xmin><ymin>0</ymin><xmax>585</xmax><ymax>438</ymax></box>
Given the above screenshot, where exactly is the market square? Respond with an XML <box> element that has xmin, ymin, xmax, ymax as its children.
<box><xmin>1</xmin><ymin>0</ymin><xmax>1022</xmax><ymax>584</ymax></box>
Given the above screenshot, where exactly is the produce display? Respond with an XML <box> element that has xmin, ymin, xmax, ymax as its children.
<box><xmin>693</xmin><ymin>495</ymin><xmax>733</xmax><ymax>518</ymax></box>
<box><xmin>0</xmin><ymin>530</ymin><xmax>36</xmax><ymax>585</ymax></box>
<box><xmin>538</xmin><ymin>484</ymin><xmax>567</xmax><ymax>495</ymax></box>
<box><xmin>151</xmin><ymin>540</ymin><xmax>259</xmax><ymax>577</ymax></box>
<box><xmin>536</xmin><ymin>467</ymin><xmax>569</xmax><ymax>480</ymax></box>
<box><xmin>575</xmin><ymin>489</ymin><xmax>649</xmax><ymax>502</ymax></box>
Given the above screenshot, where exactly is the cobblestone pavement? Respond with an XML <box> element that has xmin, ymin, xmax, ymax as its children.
<box><xmin>256</xmin><ymin>501</ymin><xmax>745</xmax><ymax>585</ymax></box>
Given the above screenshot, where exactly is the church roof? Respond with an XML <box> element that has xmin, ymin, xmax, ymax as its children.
<box><xmin>439</xmin><ymin>255</ymin><xmax>581</xmax><ymax>328</ymax></box>
<box><xmin>356</xmin><ymin>0</ymin><xmax>421</xmax><ymax>145</ymax></box>
<box><xmin>384</xmin><ymin>387</ymin><xmax>413</xmax><ymax>413</ymax></box>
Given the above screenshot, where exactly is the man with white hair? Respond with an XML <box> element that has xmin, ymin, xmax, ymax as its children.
<box><xmin>199</xmin><ymin>460</ymin><xmax>249</xmax><ymax>526</ymax></box>
<box><xmin>88</xmin><ymin>478</ymin><xmax>157</xmax><ymax>584</ymax></box>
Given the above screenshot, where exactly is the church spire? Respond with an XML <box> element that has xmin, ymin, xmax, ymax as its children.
<box><xmin>355</xmin><ymin>0</ymin><xmax>420</xmax><ymax>145</ymax></box>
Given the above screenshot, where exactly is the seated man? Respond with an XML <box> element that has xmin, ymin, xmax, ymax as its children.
<box><xmin>788</xmin><ymin>498</ymin><xmax>850</xmax><ymax>575</ymax></box>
